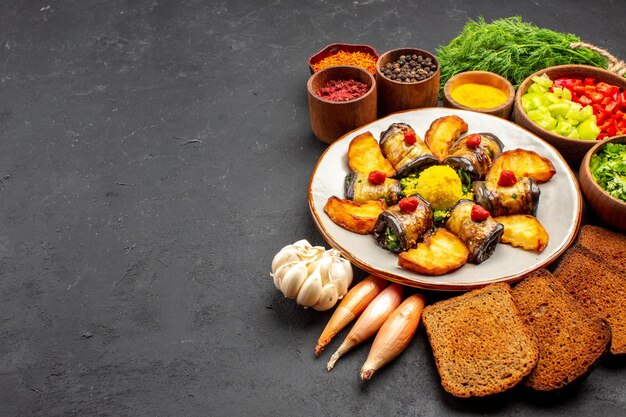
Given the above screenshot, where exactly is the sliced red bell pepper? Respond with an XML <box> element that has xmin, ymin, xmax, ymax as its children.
<box><xmin>590</xmin><ymin>92</ymin><xmax>605</xmax><ymax>103</ymax></box>
<box><xmin>596</xmin><ymin>82</ymin><xmax>620</xmax><ymax>97</ymax></box>
<box><xmin>592</xmin><ymin>103</ymin><xmax>605</xmax><ymax>113</ymax></box>
<box><xmin>607</xmin><ymin>120</ymin><xmax>617</xmax><ymax>137</ymax></box>
<box><xmin>584</xmin><ymin>77</ymin><xmax>596</xmax><ymax>85</ymax></box>
<box><xmin>605</xmin><ymin>101</ymin><xmax>618</xmax><ymax>113</ymax></box>
<box><xmin>585</xmin><ymin>85</ymin><xmax>597</xmax><ymax>94</ymax></box>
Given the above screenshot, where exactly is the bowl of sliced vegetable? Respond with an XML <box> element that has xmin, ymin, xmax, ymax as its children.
<box><xmin>579</xmin><ymin>135</ymin><xmax>626</xmax><ymax>232</ymax></box>
<box><xmin>513</xmin><ymin>64</ymin><xmax>626</xmax><ymax>167</ymax></box>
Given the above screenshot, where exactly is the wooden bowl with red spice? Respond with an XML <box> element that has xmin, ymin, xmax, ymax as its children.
<box><xmin>307</xmin><ymin>65</ymin><xmax>377</xmax><ymax>144</ymax></box>
<box><xmin>308</xmin><ymin>43</ymin><xmax>379</xmax><ymax>75</ymax></box>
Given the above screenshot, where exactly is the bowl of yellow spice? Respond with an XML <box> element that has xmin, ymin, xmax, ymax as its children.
<box><xmin>443</xmin><ymin>71</ymin><xmax>515</xmax><ymax>119</ymax></box>
<box><xmin>308</xmin><ymin>43</ymin><xmax>379</xmax><ymax>74</ymax></box>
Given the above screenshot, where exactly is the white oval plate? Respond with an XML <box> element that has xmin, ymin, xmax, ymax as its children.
<box><xmin>308</xmin><ymin>108</ymin><xmax>582</xmax><ymax>291</ymax></box>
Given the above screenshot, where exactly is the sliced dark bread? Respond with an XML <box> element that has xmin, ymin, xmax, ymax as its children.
<box><xmin>553</xmin><ymin>244</ymin><xmax>626</xmax><ymax>355</ymax></box>
<box><xmin>422</xmin><ymin>283</ymin><xmax>539</xmax><ymax>397</ymax></box>
<box><xmin>512</xmin><ymin>269</ymin><xmax>611</xmax><ymax>391</ymax></box>
<box><xmin>576</xmin><ymin>225</ymin><xmax>626</xmax><ymax>274</ymax></box>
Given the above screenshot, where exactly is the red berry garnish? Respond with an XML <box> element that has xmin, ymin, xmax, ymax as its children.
<box><xmin>403</xmin><ymin>130</ymin><xmax>417</xmax><ymax>145</ymax></box>
<box><xmin>497</xmin><ymin>170</ymin><xmax>517</xmax><ymax>187</ymax></box>
<box><xmin>466</xmin><ymin>134</ymin><xmax>482</xmax><ymax>149</ymax></box>
<box><xmin>471</xmin><ymin>204</ymin><xmax>491</xmax><ymax>222</ymax></box>
<box><xmin>399</xmin><ymin>197</ymin><xmax>419</xmax><ymax>213</ymax></box>
<box><xmin>368</xmin><ymin>170</ymin><xmax>386</xmax><ymax>185</ymax></box>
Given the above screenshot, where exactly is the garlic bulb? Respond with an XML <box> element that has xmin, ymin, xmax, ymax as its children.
<box><xmin>271</xmin><ymin>240</ymin><xmax>353</xmax><ymax>311</ymax></box>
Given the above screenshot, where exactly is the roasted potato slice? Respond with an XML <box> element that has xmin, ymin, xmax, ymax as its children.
<box><xmin>486</xmin><ymin>149</ymin><xmax>556</xmax><ymax>184</ymax></box>
<box><xmin>494</xmin><ymin>214</ymin><xmax>549</xmax><ymax>252</ymax></box>
<box><xmin>348</xmin><ymin>132</ymin><xmax>396</xmax><ymax>177</ymax></box>
<box><xmin>424</xmin><ymin>115</ymin><xmax>469</xmax><ymax>161</ymax></box>
<box><xmin>398</xmin><ymin>228</ymin><xmax>469</xmax><ymax>275</ymax></box>
<box><xmin>324</xmin><ymin>196</ymin><xmax>387</xmax><ymax>234</ymax></box>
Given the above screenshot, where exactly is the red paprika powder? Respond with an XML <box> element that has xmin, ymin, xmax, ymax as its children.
<box><xmin>317</xmin><ymin>79</ymin><xmax>369</xmax><ymax>102</ymax></box>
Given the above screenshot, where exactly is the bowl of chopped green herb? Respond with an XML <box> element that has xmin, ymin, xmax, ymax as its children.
<box><xmin>579</xmin><ymin>135</ymin><xmax>626</xmax><ymax>232</ymax></box>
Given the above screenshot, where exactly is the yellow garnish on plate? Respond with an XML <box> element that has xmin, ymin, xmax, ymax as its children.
<box><xmin>403</xmin><ymin>165</ymin><xmax>464</xmax><ymax>210</ymax></box>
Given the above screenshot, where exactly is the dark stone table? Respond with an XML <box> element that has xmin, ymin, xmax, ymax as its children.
<box><xmin>1</xmin><ymin>1</ymin><xmax>625</xmax><ymax>416</ymax></box>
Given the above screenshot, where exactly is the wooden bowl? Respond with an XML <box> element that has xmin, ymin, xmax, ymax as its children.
<box><xmin>579</xmin><ymin>135</ymin><xmax>626</xmax><ymax>232</ymax></box>
<box><xmin>513</xmin><ymin>64</ymin><xmax>626</xmax><ymax>167</ymax></box>
<box><xmin>307</xmin><ymin>65</ymin><xmax>377</xmax><ymax>145</ymax></box>
<box><xmin>375</xmin><ymin>48</ymin><xmax>440</xmax><ymax>117</ymax></box>
<box><xmin>308</xmin><ymin>43</ymin><xmax>379</xmax><ymax>74</ymax></box>
<box><xmin>443</xmin><ymin>71</ymin><xmax>515</xmax><ymax>119</ymax></box>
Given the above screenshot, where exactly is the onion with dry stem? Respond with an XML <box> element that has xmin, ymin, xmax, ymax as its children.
<box><xmin>326</xmin><ymin>283</ymin><xmax>403</xmax><ymax>371</ymax></box>
<box><xmin>360</xmin><ymin>293</ymin><xmax>426</xmax><ymax>381</ymax></box>
<box><xmin>315</xmin><ymin>275</ymin><xmax>388</xmax><ymax>356</ymax></box>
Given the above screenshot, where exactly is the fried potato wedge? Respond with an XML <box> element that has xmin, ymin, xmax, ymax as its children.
<box><xmin>494</xmin><ymin>214</ymin><xmax>549</xmax><ymax>252</ymax></box>
<box><xmin>348</xmin><ymin>132</ymin><xmax>396</xmax><ymax>177</ymax></box>
<box><xmin>486</xmin><ymin>149</ymin><xmax>556</xmax><ymax>184</ymax></box>
<box><xmin>324</xmin><ymin>196</ymin><xmax>387</xmax><ymax>234</ymax></box>
<box><xmin>424</xmin><ymin>115</ymin><xmax>469</xmax><ymax>161</ymax></box>
<box><xmin>398</xmin><ymin>228</ymin><xmax>469</xmax><ymax>275</ymax></box>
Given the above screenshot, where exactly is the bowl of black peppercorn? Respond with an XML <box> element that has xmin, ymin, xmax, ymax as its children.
<box><xmin>376</xmin><ymin>48</ymin><xmax>440</xmax><ymax>117</ymax></box>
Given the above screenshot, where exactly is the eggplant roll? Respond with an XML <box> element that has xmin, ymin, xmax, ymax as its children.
<box><xmin>473</xmin><ymin>177</ymin><xmax>540</xmax><ymax>217</ymax></box>
<box><xmin>373</xmin><ymin>195</ymin><xmax>433</xmax><ymax>253</ymax></box>
<box><xmin>379</xmin><ymin>123</ymin><xmax>438</xmax><ymax>178</ymax></box>
<box><xmin>442</xmin><ymin>133</ymin><xmax>504</xmax><ymax>180</ymax></box>
<box><xmin>344</xmin><ymin>171</ymin><xmax>401</xmax><ymax>205</ymax></box>
<box><xmin>445</xmin><ymin>199</ymin><xmax>504</xmax><ymax>264</ymax></box>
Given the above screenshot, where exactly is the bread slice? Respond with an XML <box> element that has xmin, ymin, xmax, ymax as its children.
<box><xmin>422</xmin><ymin>283</ymin><xmax>539</xmax><ymax>397</ymax></box>
<box><xmin>576</xmin><ymin>225</ymin><xmax>626</xmax><ymax>274</ymax></box>
<box><xmin>512</xmin><ymin>269</ymin><xmax>611</xmax><ymax>390</ymax></box>
<box><xmin>553</xmin><ymin>245</ymin><xmax>626</xmax><ymax>355</ymax></box>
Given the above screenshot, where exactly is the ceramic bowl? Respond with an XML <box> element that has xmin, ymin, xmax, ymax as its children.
<box><xmin>375</xmin><ymin>48</ymin><xmax>440</xmax><ymax>117</ymax></box>
<box><xmin>307</xmin><ymin>65</ymin><xmax>377</xmax><ymax>145</ymax></box>
<box><xmin>308</xmin><ymin>43</ymin><xmax>379</xmax><ymax>74</ymax></box>
<box><xmin>579</xmin><ymin>135</ymin><xmax>626</xmax><ymax>232</ymax></box>
<box><xmin>513</xmin><ymin>64</ymin><xmax>626</xmax><ymax>167</ymax></box>
<box><xmin>443</xmin><ymin>71</ymin><xmax>515</xmax><ymax>119</ymax></box>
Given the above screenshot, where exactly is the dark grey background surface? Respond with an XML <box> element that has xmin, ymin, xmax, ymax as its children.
<box><xmin>1</xmin><ymin>0</ymin><xmax>625</xmax><ymax>416</ymax></box>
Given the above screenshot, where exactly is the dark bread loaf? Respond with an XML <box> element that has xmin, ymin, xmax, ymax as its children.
<box><xmin>512</xmin><ymin>269</ymin><xmax>611</xmax><ymax>390</ymax></box>
<box><xmin>422</xmin><ymin>283</ymin><xmax>538</xmax><ymax>397</ymax></box>
<box><xmin>576</xmin><ymin>225</ymin><xmax>626</xmax><ymax>274</ymax></box>
<box><xmin>553</xmin><ymin>245</ymin><xmax>626</xmax><ymax>355</ymax></box>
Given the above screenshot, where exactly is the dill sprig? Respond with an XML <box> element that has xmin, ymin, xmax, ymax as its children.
<box><xmin>436</xmin><ymin>17</ymin><xmax>608</xmax><ymax>94</ymax></box>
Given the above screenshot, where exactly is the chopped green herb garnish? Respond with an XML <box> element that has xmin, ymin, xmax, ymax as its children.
<box><xmin>433</xmin><ymin>209</ymin><xmax>451</xmax><ymax>228</ymax></box>
<box><xmin>590</xmin><ymin>143</ymin><xmax>626</xmax><ymax>203</ymax></box>
<box><xmin>457</xmin><ymin>169</ymin><xmax>473</xmax><ymax>196</ymax></box>
<box><xmin>399</xmin><ymin>173</ymin><xmax>419</xmax><ymax>196</ymax></box>
<box><xmin>385</xmin><ymin>227</ymin><xmax>401</xmax><ymax>251</ymax></box>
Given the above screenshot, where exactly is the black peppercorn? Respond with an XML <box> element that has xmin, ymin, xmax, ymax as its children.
<box><xmin>382</xmin><ymin>54</ymin><xmax>437</xmax><ymax>83</ymax></box>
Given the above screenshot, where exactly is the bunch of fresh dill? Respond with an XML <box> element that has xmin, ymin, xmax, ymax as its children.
<box><xmin>436</xmin><ymin>16</ymin><xmax>608</xmax><ymax>93</ymax></box>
